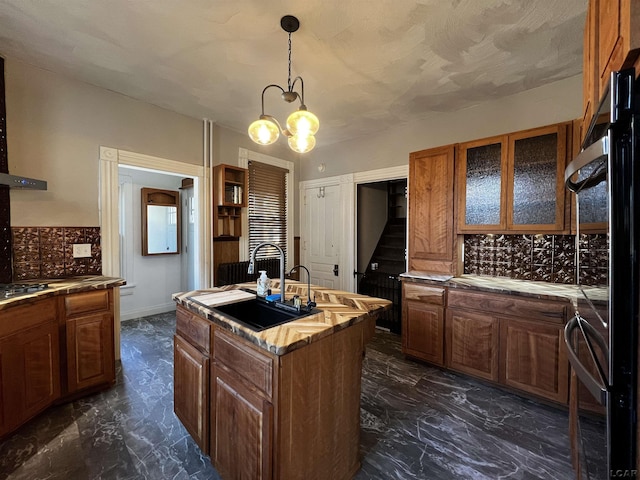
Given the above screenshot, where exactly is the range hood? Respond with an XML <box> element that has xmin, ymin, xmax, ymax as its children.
<box><xmin>0</xmin><ymin>172</ymin><xmax>47</xmax><ymax>190</ymax></box>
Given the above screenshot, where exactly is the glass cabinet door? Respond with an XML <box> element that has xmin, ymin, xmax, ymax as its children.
<box><xmin>508</xmin><ymin>124</ymin><xmax>567</xmax><ymax>231</ymax></box>
<box><xmin>457</xmin><ymin>136</ymin><xmax>508</xmax><ymax>232</ymax></box>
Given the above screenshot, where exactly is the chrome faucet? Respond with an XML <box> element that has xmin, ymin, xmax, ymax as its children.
<box><xmin>288</xmin><ymin>264</ymin><xmax>316</xmax><ymax>311</ymax></box>
<box><xmin>248</xmin><ymin>242</ymin><xmax>286</xmax><ymax>303</ymax></box>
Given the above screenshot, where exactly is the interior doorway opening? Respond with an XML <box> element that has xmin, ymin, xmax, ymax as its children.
<box><xmin>356</xmin><ymin>178</ymin><xmax>407</xmax><ymax>333</ymax></box>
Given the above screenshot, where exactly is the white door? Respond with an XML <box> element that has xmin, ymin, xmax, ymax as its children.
<box><xmin>303</xmin><ymin>184</ymin><xmax>342</xmax><ymax>289</ymax></box>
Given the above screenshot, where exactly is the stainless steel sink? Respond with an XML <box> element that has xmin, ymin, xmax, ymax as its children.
<box><xmin>212</xmin><ymin>296</ymin><xmax>320</xmax><ymax>332</ymax></box>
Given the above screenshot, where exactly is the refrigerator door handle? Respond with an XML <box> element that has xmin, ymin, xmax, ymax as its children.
<box><xmin>564</xmin><ymin>314</ymin><xmax>609</xmax><ymax>405</ymax></box>
<box><xmin>564</xmin><ymin>135</ymin><xmax>609</xmax><ymax>192</ymax></box>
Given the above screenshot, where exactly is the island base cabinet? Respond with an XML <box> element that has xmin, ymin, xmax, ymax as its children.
<box><xmin>0</xmin><ymin>317</ymin><xmax>60</xmax><ymax>437</ymax></box>
<box><xmin>174</xmin><ymin>334</ymin><xmax>209</xmax><ymax>454</ymax></box>
<box><xmin>445</xmin><ymin>309</ymin><xmax>499</xmax><ymax>382</ymax></box>
<box><xmin>211</xmin><ymin>365</ymin><xmax>273</xmax><ymax>480</ymax></box>
<box><xmin>499</xmin><ymin>318</ymin><xmax>569</xmax><ymax>404</ymax></box>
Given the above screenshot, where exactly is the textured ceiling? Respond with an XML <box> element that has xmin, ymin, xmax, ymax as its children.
<box><xmin>0</xmin><ymin>0</ymin><xmax>586</xmax><ymax>147</ymax></box>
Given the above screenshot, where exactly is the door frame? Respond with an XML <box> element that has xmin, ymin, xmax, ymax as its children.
<box><xmin>100</xmin><ymin>146</ymin><xmax>206</xmax><ymax>285</ymax></box>
<box><xmin>299</xmin><ymin>164</ymin><xmax>408</xmax><ymax>293</ymax></box>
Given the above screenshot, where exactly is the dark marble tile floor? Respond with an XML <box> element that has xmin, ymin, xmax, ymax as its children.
<box><xmin>0</xmin><ymin>312</ymin><xmax>605</xmax><ymax>479</ymax></box>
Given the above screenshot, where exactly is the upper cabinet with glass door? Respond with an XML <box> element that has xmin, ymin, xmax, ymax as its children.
<box><xmin>457</xmin><ymin>122</ymin><xmax>570</xmax><ymax>234</ymax></box>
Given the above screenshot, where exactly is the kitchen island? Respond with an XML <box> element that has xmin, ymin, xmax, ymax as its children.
<box><xmin>172</xmin><ymin>281</ymin><xmax>391</xmax><ymax>480</ymax></box>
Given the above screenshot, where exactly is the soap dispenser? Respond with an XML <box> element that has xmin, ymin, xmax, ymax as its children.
<box><xmin>256</xmin><ymin>270</ymin><xmax>271</xmax><ymax>297</ymax></box>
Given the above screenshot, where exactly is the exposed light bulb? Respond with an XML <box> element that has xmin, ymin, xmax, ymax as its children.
<box><xmin>288</xmin><ymin>133</ymin><xmax>316</xmax><ymax>153</ymax></box>
<box><xmin>248</xmin><ymin>118</ymin><xmax>279</xmax><ymax>145</ymax></box>
<box><xmin>286</xmin><ymin>109</ymin><xmax>319</xmax><ymax>137</ymax></box>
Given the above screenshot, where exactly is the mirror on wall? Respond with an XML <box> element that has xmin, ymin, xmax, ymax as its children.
<box><xmin>141</xmin><ymin>187</ymin><xmax>180</xmax><ymax>256</ymax></box>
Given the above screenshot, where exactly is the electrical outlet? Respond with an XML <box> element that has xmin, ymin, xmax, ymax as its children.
<box><xmin>72</xmin><ymin>243</ymin><xmax>92</xmax><ymax>258</ymax></box>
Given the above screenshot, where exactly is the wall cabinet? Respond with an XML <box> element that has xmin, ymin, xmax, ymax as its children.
<box><xmin>64</xmin><ymin>290</ymin><xmax>115</xmax><ymax>394</ymax></box>
<box><xmin>408</xmin><ymin>145</ymin><xmax>456</xmax><ymax>274</ymax></box>
<box><xmin>582</xmin><ymin>0</ymin><xmax>640</xmax><ymax>143</ymax></box>
<box><xmin>213</xmin><ymin>164</ymin><xmax>247</xmax><ymax>238</ymax></box>
<box><xmin>401</xmin><ymin>283</ymin><xmax>446</xmax><ymax>366</ymax></box>
<box><xmin>0</xmin><ymin>298</ymin><xmax>61</xmax><ymax>438</ymax></box>
<box><xmin>456</xmin><ymin>123</ymin><xmax>570</xmax><ymax>234</ymax></box>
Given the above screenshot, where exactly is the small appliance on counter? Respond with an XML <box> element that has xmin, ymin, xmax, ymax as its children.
<box><xmin>564</xmin><ymin>68</ymin><xmax>639</xmax><ymax>478</ymax></box>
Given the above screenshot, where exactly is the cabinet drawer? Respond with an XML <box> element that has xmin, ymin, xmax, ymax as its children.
<box><xmin>447</xmin><ymin>289</ymin><xmax>566</xmax><ymax>323</ymax></box>
<box><xmin>65</xmin><ymin>290</ymin><xmax>111</xmax><ymax>317</ymax></box>
<box><xmin>176</xmin><ymin>306</ymin><xmax>210</xmax><ymax>354</ymax></box>
<box><xmin>0</xmin><ymin>297</ymin><xmax>57</xmax><ymax>338</ymax></box>
<box><xmin>402</xmin><ymin>282</ymin><xmax>445</xmax><ymax>306</ymax></box>
<box><xmin>213</xmin><ymin>328</ymin><xmax>273</xmax><ymax>399</ymax></box>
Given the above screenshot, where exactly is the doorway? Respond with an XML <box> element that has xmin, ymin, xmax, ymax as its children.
<box><xmin>356</xmin><ymin>179</ymin><xmax>407</xmax><ymax>333</ymax></box>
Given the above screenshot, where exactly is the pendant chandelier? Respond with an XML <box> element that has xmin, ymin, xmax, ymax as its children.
<box><xmin>248</xmin><ymin>15</ymin><xmax>319</xmax><ymax>154</ymax></box>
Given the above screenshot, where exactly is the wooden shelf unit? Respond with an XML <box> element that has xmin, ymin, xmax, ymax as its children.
<box><xmin>214</xmin><ymin>164</ymin><xmax>247</xmax><ymax>238</ymax></box>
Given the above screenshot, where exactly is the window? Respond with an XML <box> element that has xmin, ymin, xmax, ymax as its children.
<box><xmin>247</xmin><ymin>160</ymin><xmax>289</xmax><ymax>261</ymax></box>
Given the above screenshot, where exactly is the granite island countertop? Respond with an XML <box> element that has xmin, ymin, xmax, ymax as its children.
<box><xmin>0</xmin><ymin>275</ymin><xmax>126</xmax><ymax>310</ymax></box>
<box><xmin>400</xmin><ymin>271</ymin><xmax>608</xmax><ymax>305</ymax></box>
<box><xmin>172</xmin><ymin>280</ymin><xmax>392</xmax><ymax>356</ymax></box>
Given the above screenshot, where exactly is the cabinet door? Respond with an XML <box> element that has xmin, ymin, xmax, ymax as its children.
<box><xmin>582</xmin><ymin>0</ymin><xmax>597</xmax><ymax>144</ymax></box>
<box><xmin>211</xmin><ymin>365</ymin><xmax>273</xmax><ymax>480</ymax></box>
<box><xmin>457</xmin><ymin>135</ymin><xmax>508</xmax><ymax>232</ymax></box>
<box><xmin>0</xmin><ymin>320</ymin><xmax>60</xmax><ymax>434</ymax></box>
<box><xmin>402</xmin><ymin>300</ymin><xmax>444</xmax><ymax>366</ymax></box>
<box><xmin>507</xmin><ymin>124</ymin><xmax>567</xmax><ymax>232</ymax></box>
<box><xmin>500</xmin><ymin>318</ymin><xmax>569</xmax><ymax>403</ymax></box>
<box><xmin>66</xmin><ymin>312</ymin><xmax>115</xmax><ymax>393</ymax></box>
<box><xmin>408</xmin><ymin>145</ymin><xmax>456</xmax><ymax>273</ymax></box>
<box><xmin>446</xmin><ymin>309</ymin><xmax>499</xmax><ymax>382</ymax></box>
<box><xmin>174</xmin><ymin>334</ymin><xmax>209</xmax><ymax>453</ymax></box>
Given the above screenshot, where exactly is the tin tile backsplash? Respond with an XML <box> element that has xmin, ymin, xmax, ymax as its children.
<box><xmin>463</xmin><ymin>234</ymin><xmax>608</xmax><ymax>286</ymax></box>
<box><xmin>11</xmin><ymin>226</ymin><xmax>102</xmax><ymax>280</ymax></box>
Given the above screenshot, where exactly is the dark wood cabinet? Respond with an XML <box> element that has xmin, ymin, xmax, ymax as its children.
<box><xmin>211</xmin><ymin>365</ymin><xmax>273</xmax><ymax>480</ymax></box>
<box><xmin>499</xmin><ymin>317</ymin><xmax>569</xmax><ymax>404</ymax></box>
<box><xmin>401</xmin><ymin>283</ymin><xmax>445</xmax><ymax>366</ymax></box>
<box><xmin>174</xmin><ymin>305</ymin><xmax>211</xmax><ymax>453</ymax></box>
<box><xmin>0</xmin><ymin>298</ymin><xmax>60</xmax><ymax>437</ymax></box>
<box><xmin>456</xmin><ymin>123</ymin><xmax>570</xmax><ymax>234</ymax></box>
<box><xmin>213</xmin><ymin>164</ymin><xmax>247</xmax><ymax>238</ymax></box>
<box><xmin>174</xmin><ymin>302</ymin><xmax>374</xmax><ymax>479</ymax></box>
<box><xmin>446</xmin><ymin>308</ymin><xmax>499</xmax><ymax>382</ymax></box>
<box><xmin>582</xmin><ymin>0</ymin><xmax>640</xmax><ymax>141</ymax></box>
<box><xmin>408</xmin><ymin>144</ymin><xmax>456</xmax><ymax>274</ymax></box>
<box><xmin>64</xmin><ymin>290</ymin><xmax>115</xmax><ymax>394</ymax></box>
<box><xmin>174</xmin><ymin>334</ymin><xmax>209</xmax><ymax>453</ymax></box>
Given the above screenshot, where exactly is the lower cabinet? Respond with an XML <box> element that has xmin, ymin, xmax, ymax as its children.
<box><xmin>211</xmin><ymin>365</ymin><xmax>273</xmax><ymax>480</ymax></box>
<box><xmin>402</xmin><ymin>281</ymin><xmax>570</xmax><ymax>404</ymax></box>
<box><xmin>174</xmin><ymin>304</ymin><xmax>374</xmax><ymax>479</ymax></box>
<box><xmin>445</xmin><ymin>308</ymin><xmax>499</xmax><ymax>382</ymax></box>
<box><xmin>174</xmin><ymin>334</ymin><xmax>209</xmax><ymax>453</ymax></box>
<box><xmin>64</xmin><ymin>290</ymin><xmax>115</xmax><ymax>394</ymax></box>
<box><xmin>0</xmin><ymin>298</ymin><xmax>61</xmax><ymax>437</ymax></box>
<box><xmin>0</xmin><ymin>288</ymin><xmax>118</xmax><ymax>440</ymax></box>
<box><xmin>499</xmin><ymin>317</ymin><xmax>568</xmax><ymax>403</ymax></box>
<box><xmin>401</xmin><ymin>283</ymin><xmax>445</xmax><ymax>366</ymax></box>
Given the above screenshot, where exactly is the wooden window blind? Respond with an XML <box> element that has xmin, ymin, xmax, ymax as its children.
<box><xmin>248</xmin><ymin>160</ymin><xmax>289</xmax><ymax>261</ymax></box>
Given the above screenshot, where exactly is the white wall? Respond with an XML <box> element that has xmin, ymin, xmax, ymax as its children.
<box><xmin>357</xmin><ymin>183</ymin><xmax>388</xmax><ymax>274</ymax></box>
<box><xmin>300</xmin><ymin>74</ymin><xmax>584</xmax><ymax>181</ymax></box>
<box><xmin>5</xmin><ymin>57</ymin><xmax>202</xmax><ymax>226</ymax></box>
<box><xmin>118</xmin><ymin>167</ymin><xmax>184</xmax><ymax>320</ymax></box>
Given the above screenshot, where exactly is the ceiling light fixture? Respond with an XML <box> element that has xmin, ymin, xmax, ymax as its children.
<box><xmin>248</xmin><ymin>15</ymin><xmax>319</xmax><ymax>154</ymax></box>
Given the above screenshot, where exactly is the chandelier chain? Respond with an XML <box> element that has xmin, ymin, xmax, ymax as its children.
<box><xmin>287</xmin><ymin>32</ymin><xmax>292</xmax><ymax>91</ymax></box>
